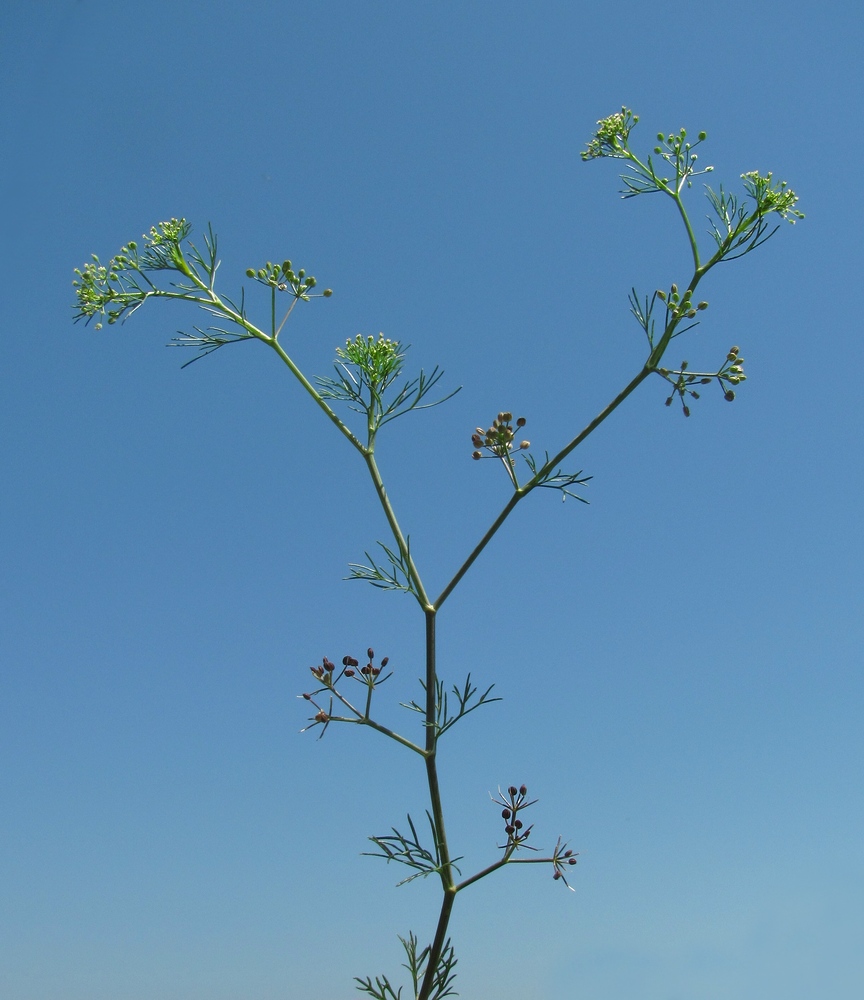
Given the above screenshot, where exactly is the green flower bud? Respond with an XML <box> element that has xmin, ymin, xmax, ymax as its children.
<box><xmin>697</xmin><ymin>301</ymin><xmax>708</xmax><ymax>310</ymax></box>
<box><xmin>725</xmin><ymin>390</ymin><xmax>735</xmax><ymax>401</ymax></box>
<box><xmin>698</xmin><ymin>131</ymin><xmax>707</xmax><ymax>141</ymax></box>
<box><xmin>323</xmin><ymin>289</ymin><xmax>333</xmax><ymax>297</ymax></box>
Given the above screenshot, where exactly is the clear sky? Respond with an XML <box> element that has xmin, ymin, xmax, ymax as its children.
<box><xmin>1</xmin><ymin>2</ymin><xmax>862</xmax><ymax>998</ymax></box>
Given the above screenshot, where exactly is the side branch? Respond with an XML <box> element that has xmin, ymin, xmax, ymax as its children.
<box><xmin>435</xmin><ymin>366</ymin><xmax>650</xmax><ymax>610</ymax></box>
<box><xmin>533</xmin><ymin>367</ymin><xmax>651</xmax><ymax>480</ymax></box>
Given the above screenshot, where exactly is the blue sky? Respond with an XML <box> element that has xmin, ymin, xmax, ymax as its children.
<box><xmin>1</xmin><ymin>1</ymin><xmax>862</xmax><ymax>998</ymax></box>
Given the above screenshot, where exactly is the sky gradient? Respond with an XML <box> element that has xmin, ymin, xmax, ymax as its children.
<box><xmin>1</xmin><ymin>2</ymin><xmax>862</xmax><ymax>998</ymax></box>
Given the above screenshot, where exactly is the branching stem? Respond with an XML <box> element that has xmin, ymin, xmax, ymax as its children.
<box><xmin>72</xmin><ymin>129</ymin><xmax>802</xmax><ymax>993</ymax></box>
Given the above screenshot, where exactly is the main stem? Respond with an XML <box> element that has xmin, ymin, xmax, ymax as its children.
<box><xmin>419</xmin><ymin>608</ymin><xmax>457</xmax><ymax>1000</ymax></box>
<box><xmin>356</xmin><ymin>451</ymin><xmax>454</xmax><ymax>999</ymax></box>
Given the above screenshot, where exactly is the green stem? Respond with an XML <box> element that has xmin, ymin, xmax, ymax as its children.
<box><xmin>646</xmin><ymin>210</ymin><xmax>766</xmax><ymax>371</ymax></box>
<box><xmin>149</xmin><ymin>289</ymin><xmax>221</xmax><ymax>308</ymax></box>
<box><xmin>416</xmin><ymin>609</ymin><xmax>458</xmax><ymax>1000</ymax></box>
<box><xmin>267</xmin><ymin>337</ymin><xmax>366</xmax><ymax>452</ymax></box>
<box><xmin>621</xmin><ymin>148</ymin><xmax>700</xmax><ymax>270</ymax></box>
<box><xmin>672</xmin><ymin>192</ymin><xmax>701</xmax><ymax>271</ymax></box>
<box><xmin>168</xmin><ymin>253</ymin><xmax>366</xmax><ymax>455</ymax></box>
<box><xmin>454</xmin><ymin>853</ymin><xmax>513</xmax><ymax>893</ymax></box>
<box><xmin>363</xmin><ymin>451</ymin><xmax>432</xmax><ymax>610</ymax></box>
<box><xmin>423</xmin><ymin>615</ymin><xmax>448</xmax><ymax>848</ymax></box>
<box><xmin>435</xmin><ymin>365</ymin><xmax>651</xmax><ymax>610</ymax></box>
<box><xmin>271</xmin><ymin>286</ymin><xmax>276</xmax><ymax>338</ymax></box>
<box><xmin>274</xmin><ymin>296</ymin><xmax>301</xmax><ymax>339</ymax></box>
<box><xmin>451</xmin><ymin>846</ymin><xmax>561</xmax><ymax>894</ymax></box>
<box><xmin>358</xmin><ymin>716</ymin><xmax>426</xmax><ymax>756</ymax></box>
<box><xmin>418</xmin><ymin>887</ymin><xmax>457</xmax><ymax>1000</ymax></box>
<box><xmin>645</xmin><ymin>271</ymin><xmax>706</xmax><ymax>370</ymax></box>
<box><xmin>538</xmin><ymin>366</ymin><xmax>650</xmax><ymax>474</ymax></box>
<box><xmin>327</xmin><ymin>712</ymin><xmax>426</xmax><ymax>756</ymax></box>
<box><xmin>434</xmin><ymin>492</ymin><xmax>522</xmax><ymax>610</ymax></box>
